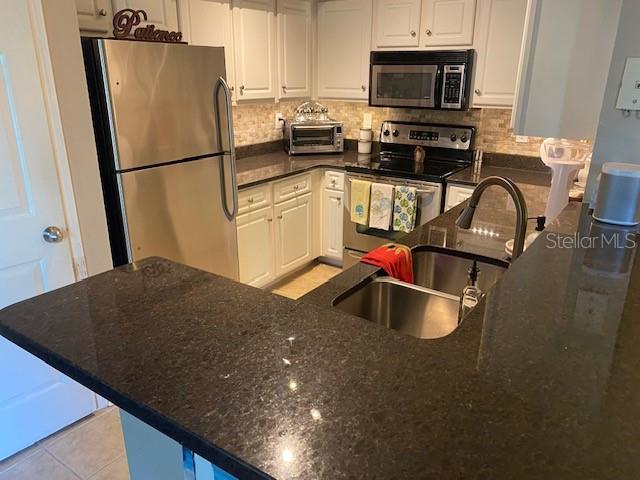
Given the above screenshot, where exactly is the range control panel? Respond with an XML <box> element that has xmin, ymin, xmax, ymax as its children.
<box><xmin>381</xmin><ymin>121</ymin><xmax>474</xmax><ymax>150</ymax></box>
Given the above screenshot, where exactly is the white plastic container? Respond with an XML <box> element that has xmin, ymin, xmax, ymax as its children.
<box><xmin>593</xmin><ymin>162</ymin><xmax>640</xmax><ymax>226</ymax></box>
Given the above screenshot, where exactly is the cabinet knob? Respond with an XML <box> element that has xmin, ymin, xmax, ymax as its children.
<box><xmin>239</xmin><ymin>85</ymin><xmax>245</xmax><ymax>94</ymax></box>
<box><xmin>410</xmin><ymin>30</ymin><xmax>416</xmax><ymax>37</ymax></box>
<box><xmin>282</xmin><ymin>86</ymin><xmax>287</xmax><ymax>93</ymax></box>
<box><xmin>98</xmin><ymin>8</ymin><xmax>108</xmax><ymax>16</ymax></box>
<box><xmin>426</xmin><ymin>29</ymin><xmax>432</xmax><ymax>36</ymax></box>
<box><xmin>361</xmin><ymin>85</ymin><xmax>366</xmax><ymax>92</ymax></box>
<box><xmin>474</xmin><ymin>89</ymin><xmax>482</xmax><ymax>95</ymax></box>
<box><xmin>248</xmin><ymin>197</ymin><xmax>254</xmax><ymax>203</ymax></box>
<box><xmin>293</xmin><ymin>185</ymin><xmax>299</xmax><ymax>191</ymax></box>
<box><xmin>230</xmin><ymin>86</ymin><xmax>235</xmax><ymax>92</ymax></box>
<box><xmin>267</xmin><ymin>218</ymin><xmax>273</xmax><ymax>222</ymax></box>
<box><xmin>277</xmin><ymin>215</ymin><xmax>283</xmax><ymax>220</ymax></box>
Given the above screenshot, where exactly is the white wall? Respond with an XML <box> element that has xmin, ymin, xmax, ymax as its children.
<box><xmin>42</xmin><ymin>0</ymin><xmax>113</xmax><ymax>276</ymax></box>
<box><xmin>512</xmin><ymin>0</ymin><xmax>622</xmax><ymax>140</ymax></box>
<box><xmin>585</xmin><ymin>0</ymin><xmax>640</xmax><ymax>203</ymax></box>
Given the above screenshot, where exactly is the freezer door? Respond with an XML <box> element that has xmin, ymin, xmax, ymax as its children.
<box><xmin>119</xmin><ymin>156</ymin><xmax>239</xmax><ymax>280</ymax></box>
<box><xmin>101</xmin><ymin>39</ymin><xmax>229</xmax><ymax>170</ymax></box>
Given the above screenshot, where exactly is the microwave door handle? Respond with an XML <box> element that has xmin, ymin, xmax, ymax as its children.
<box><xmin>214</xmin><ymin>76</ymin><xmax>238</xmax><ymax>221</ymax></box>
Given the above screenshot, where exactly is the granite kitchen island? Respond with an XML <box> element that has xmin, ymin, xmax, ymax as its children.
<box><xmin>1</xmin><ymin>202</ymin><xmax>639</xmax><ymax>479</ymax></box>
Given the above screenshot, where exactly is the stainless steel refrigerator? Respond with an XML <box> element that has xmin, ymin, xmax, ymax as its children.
<box><xmin>82</xmin><ymin>38</ymin><xmax>239</xmax><ymax>280</ymax></box>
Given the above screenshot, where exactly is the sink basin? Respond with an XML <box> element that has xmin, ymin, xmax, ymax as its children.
<box><xmin>412</xmin><ymin>246</ymin><xmax>509</xmax><ymax>297</ymax></box>
<box><xmin>332</xmin><ymin>246</ymin><xmax>509</xmax><ymax>339</ymax></box>
<box><xmin>333</xmin><ymin>277</ymin><xmax>461</xmax><ymax>339</ymax></box>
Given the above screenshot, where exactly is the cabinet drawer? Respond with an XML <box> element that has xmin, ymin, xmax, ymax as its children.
<box><xmin>238</xmin><ymin>184</ymin><xmax>272</xmax><ymax>214</ymax></box>
<box><xmin>324</xmin><ymin>170</ymin><xmax>344</xmax><ymax>191</ymax></box>
<box><xmin>273</xmin><ymin>173</ymin><xmax>311</xmax><ymax>203</ymax></box>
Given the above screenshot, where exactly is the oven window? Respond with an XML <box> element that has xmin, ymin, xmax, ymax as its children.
<box><xmin>292</xmin><ymin>128</ymin><xmax>334</xmax><ymax>146</ymax></box>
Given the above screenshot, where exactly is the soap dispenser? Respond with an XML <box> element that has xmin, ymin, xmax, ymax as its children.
<box><xmin>459</xmin><ymin>261</ymin><xmax>482</xmax><ymax>322</ymax></box>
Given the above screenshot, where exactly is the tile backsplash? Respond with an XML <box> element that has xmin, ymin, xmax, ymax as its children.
<box><xmin>232</xmin><ymin>100</ymin><xmax>548</xmax><ymax>156</ymax></box>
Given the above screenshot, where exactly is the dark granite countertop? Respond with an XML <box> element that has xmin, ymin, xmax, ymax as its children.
<box><xmin>2</xmin><ymin>199</ymin><xmax>640</xmax><ymax>479</ymax></box>
<box><xmin>447</xmin><ymin>153</ymin><xmax>551</xmax><ymax>188</ymax></box>
<box><xmin>236</xmin><ymin>150</ymin><xmax>365</xmax><ymax>189</ymax></box>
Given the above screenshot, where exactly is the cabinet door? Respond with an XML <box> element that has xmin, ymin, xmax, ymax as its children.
<box><xmin>76</xmin><ymin>0</ymin><xmax>112</xmax><ymax>33</ymax></box>
<box><xmin>472</xmin><ymin>0</ymin><xmax>527</xmax><ymax>107</ymax></box>
<box><xmin>317</xmin><ymin>0</ymin><xmax>372</xmax><ymax>99</ymax></box>
<box><xmin>237</xmin><ymin>206</ymin><xmax>275</xmax><ymax>287</ymax></box>
<box><xmin>181</xmin><ymin>0</ymin><xmax>236</xmax><ymax>101</ymax></box>
<box><xmin>421</xmin><ymin>0</ymin><xmax>476</xmax><ymax>47</ymax></box>
<box><xmin>274</xmin><ymin>193</ymin><xmax>313</xmax><ymax>277</ymax></box>
<box><xmin>322</xmin><ymin>189</ymin><xmax>344</xmax><ymax>259</ymax></box>
<box><xmin>232</xmin><ymin>0</ymin><xmax>277</xmax><ymax>100</ymax></box>
<box><xmin>445</xmin><ymin>184</ymin><xmax>474</xmax><ymax>211</ymax></box>
<box><xmin>112</xmin><ymin>0</ymin><xmax>179</xmax><ymax>30</ymax></box>
<box><xmin>278</xmin><ymin>0</ymin><xmax>312</xmax><ymax>99</ymax></box>
<box><xmin>374</xmin><ymin>0</ymin><xmax>422</xmax><ymax>48</ymax></box>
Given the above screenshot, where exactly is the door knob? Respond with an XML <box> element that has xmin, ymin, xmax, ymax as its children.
<box><xmin>43</xmin><ymin>226</ymin><xmax>64</xmax><ymax>243</ymax></box>
<box><xmin>98</xmin><ymin>8</ymin><xmax>107</xmax><ymax>16</ymax></box>
<box><xmin>410</xmin><ymin>30</ymin><xmax>416</xmax><ymax>37</ymax></box>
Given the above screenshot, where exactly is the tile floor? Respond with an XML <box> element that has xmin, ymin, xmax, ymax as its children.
<box><xmin>0</xmin><ymin>262</ymin><xmax>341</xmax><ymax>480</ymax></box>
<box><xmin>270</xmin><ymin>261</ymin><xmax>342</xmax><ymax>299</ymax></box>
<box><xmin>0</xmin><ymin>407</ymin><xmax>129</xmax><ymax>480</ymax></box>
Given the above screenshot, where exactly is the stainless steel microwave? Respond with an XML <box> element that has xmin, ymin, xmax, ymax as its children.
<box><xmin>369</xmin><ymin>50</ymin><xmax>474</xmax><ymax>110</ymax></box>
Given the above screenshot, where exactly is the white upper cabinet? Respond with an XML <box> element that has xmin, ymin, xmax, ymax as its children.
<box><xmin>374</xmin><ymin>0</ymin><xmax>422</xmax><ymax>48</ymax></box>
<box><xmin>512</xmin><ymin>0</ymin><xmax>622</xmax><ymax>139</ymax></box>
<box><xmin>180</xmin><ymin>0</ymin><xmax>236</xmax><ymax>101</ymax></box>
<box><xmin>112</xmin><ymin>0</ymin><xmax>179</xmax><ymax>30</ymax></box>
<box><xmin>421</xmin><ymin>0</ymin><xmax>476</xmax><ymax>47</ymax></box>
<box><xmin>471</xmin><ymin>0</ymin><xmax>527</xmax><ymax>108</ymax></box>
<box><xmin>232</xmin><ymin>0</ymin><xmax>277</xmax><ymax>100</ymax></box>
<box><xmin>76</xmin><ymin>0</ymin><xmax>113</xmax><ymax>33</ymax></box>
<box><xmin>317</xmin><ymin>0</ymin><xmax>373</xmax><ymax>99</ymax></box>
<box><xmin>278</xmin><ymin>0</ymin><xmax>312</xmax><ymax>99</ymax></box>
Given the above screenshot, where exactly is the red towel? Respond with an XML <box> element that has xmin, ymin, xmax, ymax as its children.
<box><xmin>361</xmin><ymin>243</ymin><xmax>414</xmax><ymax>284</ymax></box>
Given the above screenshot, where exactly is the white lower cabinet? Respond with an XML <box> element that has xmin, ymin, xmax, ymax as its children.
<box><xmin>445</xmin><ymin>184</ymin><xmax>474</xmax><ymax>211</ymax></box>
<box><xmin>236</xmin><ymin>173</ymin><xmax>319</xmax><ymax>288</ymax></box>
<box><xmin>274</xmin><ymin>192</ymin><xmax>313</xmax><ymax>277</ymax></box>
<box><xmin>322</xmin><ymin>188</ymin><xmax>344</xmax><ymax>260</ymax></box>
<box><xmin>237</xmin><ymin>206</ymin><xmax>275</xmax><ymax>287</ymax></box>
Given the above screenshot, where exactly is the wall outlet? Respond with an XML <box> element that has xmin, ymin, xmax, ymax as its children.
<box><xmin>275</xmin><ymin>112</ymin><xmax>285</xmax><ymax>129</ymax></box>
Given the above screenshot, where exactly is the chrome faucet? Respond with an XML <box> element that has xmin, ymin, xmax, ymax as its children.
<box><xmin>455</xmin><ymin>176</ymin><xmax>529</xmax><ymax>259</ymax></box>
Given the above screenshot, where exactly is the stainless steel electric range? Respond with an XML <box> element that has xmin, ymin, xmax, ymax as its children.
<box><xmin>343</xmin><ymin>121</ymin><xmax>475</xmax><ymax>267</ymax></box>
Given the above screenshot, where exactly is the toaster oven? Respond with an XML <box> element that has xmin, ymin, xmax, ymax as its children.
<box><xmin>284</xmin><ymin>121</ymin><xmax>344</xmax><ymax>155</ymax></box>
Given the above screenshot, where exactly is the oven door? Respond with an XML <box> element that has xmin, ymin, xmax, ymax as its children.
<box><xmin>291</xmin><ymin>125</ymin><xmax>335</xmax><ymax>153</ymax></box>
<box><xmin>370</xmin><ymin>64</ymin><xmax>438</xmax><ymax>108</ymax></box>
<box><xmin>343</xmin><ymin>174</ymin><xmax>443</xmax><ymax>256</ymax></box>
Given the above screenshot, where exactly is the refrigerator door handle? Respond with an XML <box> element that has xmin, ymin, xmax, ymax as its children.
<box><xmin>214</xmin><ymin>76</ymin><xmax>238</xmax><ymax>221</ymax></box>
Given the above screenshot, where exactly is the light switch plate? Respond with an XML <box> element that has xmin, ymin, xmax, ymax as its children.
<box><xmin>616</xmin><ymin>57</ymin><xmax>640</xmax><ymax>110</ymax></box>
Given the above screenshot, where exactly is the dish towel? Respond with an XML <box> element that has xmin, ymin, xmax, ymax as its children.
<box><xmin>368</xmin><ymin>183</ymin><xmax>394</xmax><ymax>230</ymax></box>
<box><xmin>350</xmin><ymin>179</ymin><xmax>371</xmax><ymax>226</ymax></box>
<box><xmin>361</xmin><ymin>243</ymin><xmax>414</xmax><ymax>284</ymax></box>
<box><xmin>392</xmin><ymin>186</ymin><xmax>418</xmax><ymax>233</ymax></box>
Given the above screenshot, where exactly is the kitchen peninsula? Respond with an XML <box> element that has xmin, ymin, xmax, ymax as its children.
<box><xmin>1</xmin><ymin>201</ymin><xmax>639</xmax><ymax>480</ymax></box>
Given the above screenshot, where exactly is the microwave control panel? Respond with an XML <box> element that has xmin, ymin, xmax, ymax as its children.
<box><xmin>441</xmin><ymin>65</ymin><xmax>465</xmax><ymax>109</ymax></box>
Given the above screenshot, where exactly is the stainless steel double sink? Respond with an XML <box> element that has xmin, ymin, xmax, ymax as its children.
<box><xmin>332</xmin><ymin>246</ymin><xmax>509</xmax><ymax>339</ymax></box>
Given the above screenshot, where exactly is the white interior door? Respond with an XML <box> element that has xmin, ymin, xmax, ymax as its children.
<box><xmin>0</xmin><ymin>1</ymin><xmax>96</xmax><ymax>460</ymax></box>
